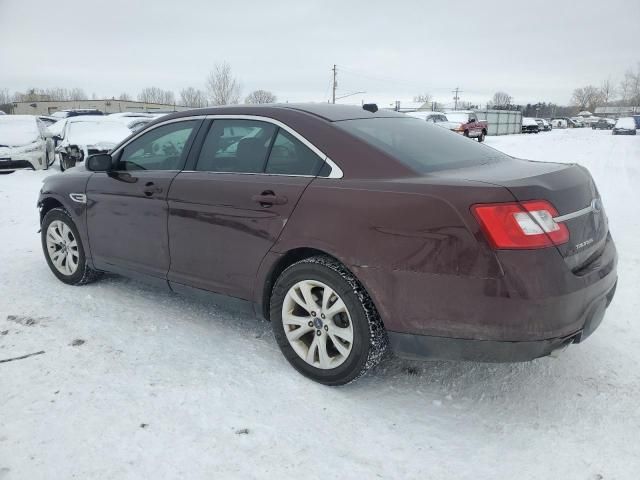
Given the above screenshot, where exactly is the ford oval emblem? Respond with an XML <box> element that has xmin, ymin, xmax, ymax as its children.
<box><xmin>591</xmin><ymin>198</ymin><xmax>602</xmax><ymax>213</ymax></box>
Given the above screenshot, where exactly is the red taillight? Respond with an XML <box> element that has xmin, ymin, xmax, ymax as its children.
<box><xmin>471</xmin><ymin>200</ymin><xmax>569</xmax><ymax>249</ymax></box>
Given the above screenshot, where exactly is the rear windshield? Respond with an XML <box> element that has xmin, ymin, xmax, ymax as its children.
<box><xmin>335</xmin><ymin>117</ymin><xmax>509</xmax><ymax>173</ymax></box>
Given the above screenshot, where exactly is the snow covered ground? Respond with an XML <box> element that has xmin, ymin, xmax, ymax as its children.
<box><xmin>1</xmin><ymin>128</ymin><xmax>639</xmax><ymax>479</ymax></box>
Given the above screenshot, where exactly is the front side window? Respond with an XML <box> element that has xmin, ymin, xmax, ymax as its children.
<box><xmin>117</xmin><ymin>120</ymin><xmax>199</xmax><ymax>171</ymax></box>
<box><xmin>265</xmin><ymin>130</ymin><xmax>325</xmax><ymax>176</ymax></box>
<box><xmin>196</xmin><ymin>120</ymin><xmax>277</xmax><ymax>173</ymax></box>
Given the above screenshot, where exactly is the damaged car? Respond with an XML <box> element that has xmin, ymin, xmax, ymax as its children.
<box><xmin>0</xmin><ymin>115</ymin><xmax>52</xmax><ymax>173</ymax></box>
<box><xmin>53</xmin><ymin>116</ymin><xmax>132</xmax><ymax>171</ymax></box>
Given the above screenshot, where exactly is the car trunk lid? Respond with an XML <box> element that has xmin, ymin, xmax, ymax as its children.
<box><xmin>433</xmin><ymin>158</ymin><xmax>608</xmax><ymax>270</ymax></box>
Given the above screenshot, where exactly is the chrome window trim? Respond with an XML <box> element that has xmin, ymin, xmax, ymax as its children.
<box><xmin>553</xmin><ymin>200</ymin><xmax>599</xmax><ymax>223</ymax></box>
<box><xmin>110</xmin><ymin>114</ymin><xmax>343</xmax><ymax>178</ymax></box>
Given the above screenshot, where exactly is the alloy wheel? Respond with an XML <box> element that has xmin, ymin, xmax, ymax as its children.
<box><xmin>282</xmin><ymin>279</ymin><xmax>354</xmax><ymax>369</ymax></box>
<box><xmin>46</xmin><ymin>220</ymin><xmax>79</xmax><ymax>275</ymax></box>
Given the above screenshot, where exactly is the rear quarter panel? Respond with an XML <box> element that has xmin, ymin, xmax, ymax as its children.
<box><xmin>271</xmin><ymin>176</ymin><xmax>515</xmax><ymax>332</ymax></box>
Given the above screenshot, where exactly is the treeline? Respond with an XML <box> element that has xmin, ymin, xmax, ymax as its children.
<box><xmin>0</xmin><ymin>62</ymin><xmax>277</xmax><ymax>109</ymax></box>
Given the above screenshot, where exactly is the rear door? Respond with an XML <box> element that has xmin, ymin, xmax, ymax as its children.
<box><xmin>167</xmin><ymin>118</ymin><xmax>327</xmax><ymax>299</ymax></box>
<box><xmin>86</xmin><ymin>118</ymin><xmax>202</xmax><ymax>279</ymax></box>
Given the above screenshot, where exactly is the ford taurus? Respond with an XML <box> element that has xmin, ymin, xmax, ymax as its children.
<box><xmin>37</xmin><ymin>104</ymin><xmax>618</xmax><ymax>385</ymax></box>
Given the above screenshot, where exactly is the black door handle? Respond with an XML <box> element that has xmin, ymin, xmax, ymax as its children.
<box><xmin>252</xmin><ymin>190</ymin><xmax>287</xmax><ymax>207</ymax></box>
<box><xmin>143</xmin><ymin>181</ymin><xmax>163</xmax><ymax>197</ymax></box>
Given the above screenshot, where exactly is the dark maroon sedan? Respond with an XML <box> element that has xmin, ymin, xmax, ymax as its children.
<box><xmin>38</xmin><ymin>104</ymin><xmax>617</xmax><ymax>385</ymax></box>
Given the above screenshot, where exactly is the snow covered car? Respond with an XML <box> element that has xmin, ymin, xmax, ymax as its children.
<box><xmin>551</xmin><ymin>118</ymin><xmax>568</xmax><ymax>129</ymax></box>
<box><xmin>37</xmin><ymin>104</ymin><xmax>618</xmax><ymax>385</ymax></box>
<box><xmin>54</xmin><ymin>116</ymin><xmax>132</xmax><ymax>171</ymax></box>
<box><xmin>404</xmin><ymin>111</ymin><xmax>450</xmax><ymax>125</ymax></box>
<box><xmin>0</xmin><ymin>115</ymin><xmax>52</xmax><ymax>173</ymax></box>
<box><xmin>108</xmin><ymin>112</ymin><xmax>167</xmax><ymax>133</ymax></box>
<box><xmin>522</xmin><ymin>117</ymin><xmax>540</xmax><ymax>133</ymax></box>
<box><xmin>535</xmin><ymin>118</ymin><xmax>551</xmax><ymax>131</ymax></box>
<box><xmin>612</xmin><ymin>117</ymin><xmax>637</xmax><ymax>135</ymax></box>
<box><xmin>592</xmin><ymin>118</ymin><xmax>615</xmax><ymax>130</ymax></box>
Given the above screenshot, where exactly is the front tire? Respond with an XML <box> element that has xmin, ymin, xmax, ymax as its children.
<box><xmin>270</xmin><ymin>256</ymin><xmax>387</xmax><ymax>385</ymax></box>
<box><xmin>41</xmin><ymin>208</ymin><xmax>102</xmax><ymax>285</ymax></box>
<box><xmin>478</xmin><ymin>130</ymin><xmax>486</xmax><ymax>142</ymax></box>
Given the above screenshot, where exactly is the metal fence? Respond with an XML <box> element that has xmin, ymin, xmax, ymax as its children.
<box><xmin>475</xmin><ymin>109</ymin><xmax>522</xmax><ymax>135</ymax></box>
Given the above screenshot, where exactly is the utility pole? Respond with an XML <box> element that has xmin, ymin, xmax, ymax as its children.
<box><xmin>332</xmin><ymin>64</ymin><xmax>337</xmax><ymax>104</ymax></box>
<box><xmin>452</xmin><ymin>87</ymin><xmax>463</xmax><ymax>110</ymax></box>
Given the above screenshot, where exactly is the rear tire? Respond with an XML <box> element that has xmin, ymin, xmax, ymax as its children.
<box><xmin>41</xmin><ymin>208</ymin><xmax>102</xmax><ymax>285</ymax></box>
<box><xmin>478</xmin><ymin>131</ymin><xmax>486</xmax><ymax>142</ymax></box>
<box><xmin>270</xmin><ymin>256</ymin><xmax>387</xmax><ymax>386</ymax></box>
<box><xmin>463</xmin><ymin>130</ymin><xmax>469</xmax><ymax>138</ymax></box>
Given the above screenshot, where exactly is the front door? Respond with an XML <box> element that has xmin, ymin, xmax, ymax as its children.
<box><xmin>167</xmin><ymin>118</ymin><xmax>327</xmax><ymax>300</ymax></box>
<box><xmin>86</xmin><ymin>119</ymin><xmax>201</xmax><ymax>280</ymax></box>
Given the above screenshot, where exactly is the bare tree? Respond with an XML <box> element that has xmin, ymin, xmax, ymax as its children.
<box><xmin>180</xmin><ymin>87</ymin><xmax>208</xmax><ymax>107</ymax></box>
<box><xmin>245</xmin><ymin>89</ymin><xmax>277</xmax><ymax>104</ymax></box>
<box><xmin>119</xmin><ymin>92</ymin><xmax>132</xmax><ymax>101</ymax></box>
<box><xmin>571</xmin><ymin>85</ymin><xmax>602</xmax><ymax>111</ymax></box>
<box><xmin>0</xmin><ymin>88</ymin><xmax>11</xmax><ymax>105</ymax></box>
<box><xmin>69</xmin><ymin>88</ymin><xmax>86</xmax><ymax>100</ymax></box>
<box><xmin>621</xmin><ymin>64</ymin><xmax>640</xmax><ymax>105</ymax></box>
<box><xmin>138</xmin><ymin>87</ymin><xmax>175</xmax><ymax>105</ymax></box>
<box><xmin>491</xmin><ymin>91</ymin><xmax>512</xmax><ymax>107</ymax></box>
<box><xmin>413</xmin><ymin>93</ymin><xmax>432</xmax><ymax>104</ymax></box>
<box><xmin>600</xmin><ymin>79</ymin><xmax>616</xmax><ymax>107</ymax></box>
<box><xmin>206</xmin><ymin>62</ymin><xmax>241</xmax><ymax>105</ymax></box>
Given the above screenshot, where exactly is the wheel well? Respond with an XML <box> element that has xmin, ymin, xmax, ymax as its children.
<box><xmin>39</xmin><ymin>197</ymin><xmax>64</xmax><ymax>224</ymax></box>
<box><xmin>261</xmin><ymin>247</ymin><xmax>338</xmax><ymax>321</ymax></box>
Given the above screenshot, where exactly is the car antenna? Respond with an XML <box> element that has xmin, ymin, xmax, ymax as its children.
<box><xmin>362</xmin><ymin>103</ymin><xmax>378</xmax><ymax>113</ymax></box>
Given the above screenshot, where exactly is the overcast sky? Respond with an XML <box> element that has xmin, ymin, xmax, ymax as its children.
<box><xmin>1</xmin><ymin>0</ymin><xmax>638</xmax><ymax>107</ymax></box>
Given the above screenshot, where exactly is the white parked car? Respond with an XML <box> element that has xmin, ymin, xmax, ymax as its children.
<box><xmin>0</xmin><ymin>115</ymin><xmax>52</xmax><ymax>173</ymax></box>
<box><xmin>53</xmin><ymin>116</ymin><xmax>132</xmax><ymax>171</ymax></box>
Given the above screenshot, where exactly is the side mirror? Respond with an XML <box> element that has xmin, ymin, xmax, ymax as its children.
<box><xmin>86</xmin><ymin>153</ymin><xmax>113</xmax><ymax>172</ymax></box>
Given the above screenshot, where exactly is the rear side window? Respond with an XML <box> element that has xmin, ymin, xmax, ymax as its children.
<box><xmin>265</xmin><ymin>130</ymin><xmax>325</xmax><ymax>176</ymax></box>
<box><xmin>336</xmin><ymin>117</ymin><xmax>510</xmax><ymax>173</ymax></box>
<box><xmin>196</xmin><ymin>120</ymin><xmax>276</xmax><ymax>173</ymax></box>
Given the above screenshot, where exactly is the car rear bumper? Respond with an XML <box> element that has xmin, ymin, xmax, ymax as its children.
<box><xmin>356</xmin><ymin>229</ymin><xmax>617</xmax><ymax>361</ymax></box>
<box><xmin>388</xmin><ymin>278</ymin><xmax>616</xmax><ymax>362</ymax></box>
<box><xmin>612</xmin><ymin>129</ymin><xmax>636</xmax><ymax>135</ymax></box>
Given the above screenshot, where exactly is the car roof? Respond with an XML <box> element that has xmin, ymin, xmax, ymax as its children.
<box><xmin>159</xmin><ymin>103</ymin><xmax>406</xmax><ymax>123</ymax></box>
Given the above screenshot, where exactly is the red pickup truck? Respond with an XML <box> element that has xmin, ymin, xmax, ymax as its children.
<box><xmin>444</xmin><ymin>111</ymin><xmax>488</xmax><ymax>142</ymax></box>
